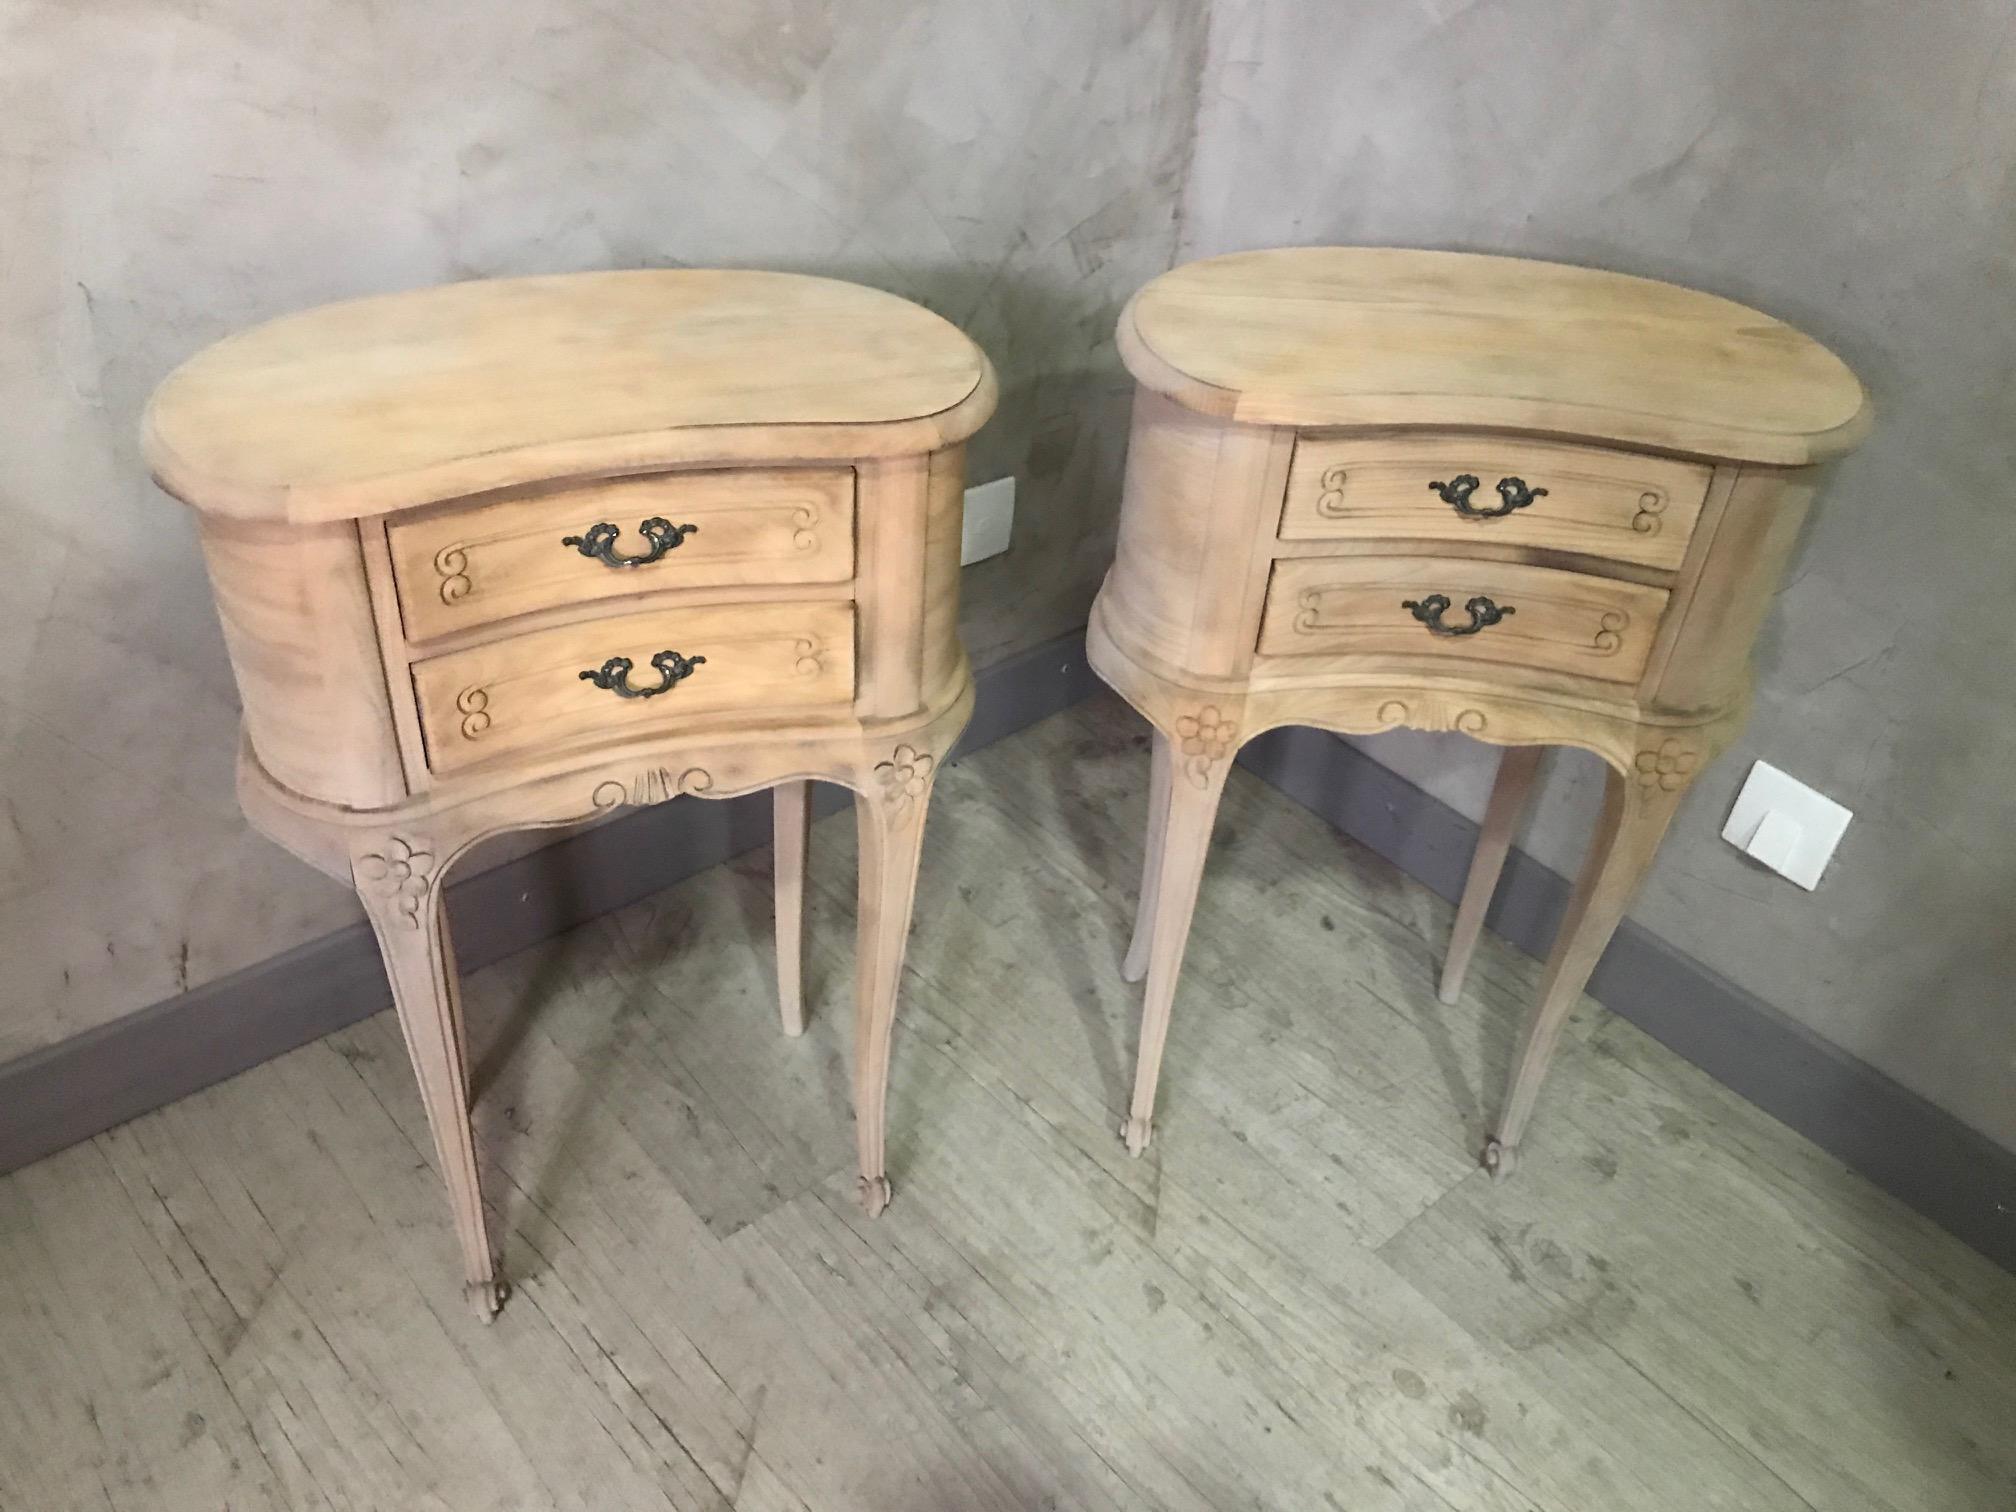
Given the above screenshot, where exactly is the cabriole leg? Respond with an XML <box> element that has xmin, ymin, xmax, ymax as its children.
<box><xmin>1121</xmin><ymin>731</ymin><xmax>1231</xmax><ymax>1156</ymax></box>
<box><xmin>851</xmin><ymin>746</ymin><xmax>940</xmax><ymax>1216</ymax></box>
<box><xmin>1484</xmin><ymin>755</ymin><xmax>1691</xmax><ymax>1179</ymax></box>
<box><xmin>351</xmin><ymin>832</ymin><xmax>504</xmax><ymax>1320</ymax></box>
<box><xmin>1122</xmin><ymin>729</ymin><xmax>1174</xmax><ymax>984</ymax></box>
<box><xmin>1440</xmin><ymin>744</ymin><xmax>1545</xmax><ymax>1004</ymax></box>
<box><xmin>773</xmin><ymin>780</ymin><xmax>812</xmax><ymax>1037</ymax></box>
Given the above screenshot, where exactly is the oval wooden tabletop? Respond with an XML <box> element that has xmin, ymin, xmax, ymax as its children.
<box><xmin>146</xmin><ymin>270</ymin><xmax>996</xmax><ymax>521</ymax></box>
<box><xmin>1119</xmin><ymin>248</ymin><xmax>1868</xmax><ymax>465</ymax></box>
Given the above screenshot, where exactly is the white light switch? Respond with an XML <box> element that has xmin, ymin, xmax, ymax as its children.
<box><xmin>1720</xmin><ymin>760</ymin><xmax>1851</xmax><ymax>891</ymax></box>
<box><xmin>960</xmin><ymin>476</ymin><xmax>1015</xmax><ymax>565</ymax></box>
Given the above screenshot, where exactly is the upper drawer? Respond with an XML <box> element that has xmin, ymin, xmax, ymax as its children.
<box><xmin>411</xmin><ymin>599</ymin><xmax>854</xmax><ymax>775</ymax></box>
<box><xmin>1279</xmin><ymin>436</ymin><xmax>1710</xmax><ymax>571</ymax></box>
<box><xmin>388</xmin><ymin>467</ymin><xmax>855</xmax><ymax>641</ymax></box>
<box><xmin>1259</xmin><ymin>554</ymin><xmax>1668</xmax><ymax>685</ymax></box>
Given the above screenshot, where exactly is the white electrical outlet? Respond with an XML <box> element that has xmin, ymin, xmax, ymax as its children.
<box><xmin>1720</xmin><ymin>760</ymin><xmax>1852</xmax><ymax>891</ymax></box>
<box><xmin>960</xmin><ymin>476</ymin><xmax>1014</xmax><ymax>565</ymax></box>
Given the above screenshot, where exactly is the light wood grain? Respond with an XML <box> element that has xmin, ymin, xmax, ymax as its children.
<box><xmin>1281</xmin><ymin>433</ymin><xmax>1710</xmax><ymax>571</ymax></box>
<box><xmin>410</xmin><ymin>601</ymin><xmax>856</xmax><ymax>775</ymax></box>
<box><xmin>1259</xmin><ymin>553</ymin><xmax>1669</xmax><ymax>683</ymax></box>
<box><xmin>773</xmin><ymin>780</ymin><xmax>811</xmax><ymax>1038</ymax></box>
<box><xmin>1119</xmin><ymin>247</ymin><xmax>1869</xmax><ymax>463</ymax></box>
<box><xmin>1094</xmin><ymin>246</ymin><xmax>1866</xmax><ymax>1176</ymax></box>
<box><xmin>145</xmin><ymin>270</ymin><xmax>994</xmax><ymax>521</ymax></box>
<box><xmin>159</xmin><ymin>270</ymin><xmax>990</xmax><ymax>1311</ymax></box>
<box><xmin>7</xmin><ymin>695</ymin><xmax>2013</xmax><ymax>1512</ymax></box>
<box><xmin>388</xmin><ymin>467</ymin><xmax>856</xmax><ymax>642</ymax></box>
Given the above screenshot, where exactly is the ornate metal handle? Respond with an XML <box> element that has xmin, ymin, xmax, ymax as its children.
<box><xmin>1400</xmin><ymin>594</ymin><xmax>1516</xmax><ymax>636</ymax></box>
<box><xmin>1427</xmin><ymin>475</ymin><xmax>1548</xmax><ymax>519</ymax></box>
<box><xmin>560</xmin><ymin>517</ymin><xmax>698</xmax><ymax>568</ymax></box>
<box><xmin>578</xmin><ymin>650</ymin><xmax>707</xmax><ymax>698</ymax></box>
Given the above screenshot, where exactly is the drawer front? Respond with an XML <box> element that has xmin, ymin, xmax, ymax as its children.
<box><xmin>390</xmin><ymin>468</ymin><xmax>855</xmax><ymax>641</ymax></box>
<box><xmin>1280</xmin><ymin>436</ymin><xmax>1709</xmax><ymax>571</ymax></box>
<box><xmin>1259</xmin><ymin>555</ymin><xmax>1668</xmax><ymax>684</ymax></box>
<box><xmin>412</xmin><ymin>600</ymin><xmax>854</xmax><ymax>774</ymax></box>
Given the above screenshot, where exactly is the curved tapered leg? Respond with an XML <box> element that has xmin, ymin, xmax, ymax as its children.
<box><xmin>773</xmin><ymin>780</ymin><xmax>812</xmax><ymax>1037</ymax></box>
<box><xmin>851</xmin><ymin>747</ymin><xmax>940</xmax><ymax>1216</ymax></box>
<box><xmin>1484</xmin><ymin>758</ymin><xmax>1691</xmax><ymax>1178</ymax></box>
<box><xmin>351</xmin><ymin>832</ymin><xmax>504</xmax><ymax>1320</ymax></box>
<box><xmin>1122</xmin><ymin>730</ymin><xmax>1174</xmax><ymax>984</ymax></box>
<box><xmin>1440</xmin><ymin>744</ymin><xmax>1545</xmax><ymax>1004</ymax></box>
<box><xmin>1121</xmin><ymin>742</ymin><xmax>1231</xmax><ymax>1156</ymax></box>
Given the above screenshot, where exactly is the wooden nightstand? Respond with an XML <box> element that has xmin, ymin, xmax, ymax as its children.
<box><xmin>1090</xmin><ymin>247</ymin><xmax>1867</xmax><ymax>1173</ymax></box>
<box><xmin>145</xmin><ymin>271</ymin><xmax>995</xmax><ymax>1316</ymax></box>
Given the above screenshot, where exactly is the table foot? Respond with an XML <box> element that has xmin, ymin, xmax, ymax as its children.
<box><xmin>1481</xmin><ymin>1137</ymin><xmax>1518</xmax><ymax>1182</ymax></box>
<box><xmin>857</xmin><ymin>1175</ymin><xmax>893</xmax><ymax>1217</ymax></box>
<box><xmin>465</xmin><ymin>1279</ymin><xmax>509</xmax><ymax>1322</ymax></box>
<box><xmin>1120</xmin><ymin>1116</ymin><xmax>1154</xmax><ymax>1157</ymax></box>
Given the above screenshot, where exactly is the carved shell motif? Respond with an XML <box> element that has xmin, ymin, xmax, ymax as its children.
<box><xmin>591</xmin><ymin>767</ymin><xmax>714</xmax><ymax>811</ymax></box>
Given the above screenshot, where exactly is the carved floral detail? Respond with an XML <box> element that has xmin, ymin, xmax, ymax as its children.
<box><xmin>874</xmin><ymin>745</ymin><xmax>935</xmax><ymax>812</ymax></box>
<box><xmin>1175</xmin><ymin>706</ymin><xmax>1238</xmax><ymax>788</ymax></box>
<box><xmin>356</xmin><ymin>836</ymin><xmax>437</xmax><ymax>930</ymax></box>
<box><xmin>591</xmin><ymin>767</ymin><xmax>713</xmax><ymax>811</ymax></box>
<box><xmin>434</xmin><ymin>544</ymin><xmax>472</xmax><ymax>604</ymax></box>
<box><xmin>455</xmin><ymin>685</ymin><xmax>493</xmax><ymax>740</ymax></box>
<box><xmin>1634</xmin><ymin>739</ymin><xmax>1697</xmax><ymax>793</ymax></box>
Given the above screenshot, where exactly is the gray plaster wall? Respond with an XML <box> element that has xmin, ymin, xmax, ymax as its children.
<box><xmin>0</xmin><ymin>1</ymin><xmax>1207</xmax><ymax>1057</ymax></box>
<box><xmin>1177</xmin><ymin>0</ymin><xmax>2016</xmax><ymax>1150</ymax></box>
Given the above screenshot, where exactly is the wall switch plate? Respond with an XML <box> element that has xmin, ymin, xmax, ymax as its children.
<box><xmin>960</xmin><ymin>476</ymin><xmax>1015</xmax><ymax>565</ymax></box>
<box><xmin>1720</xmin><ymin>759</ymin><xmax>1852</xmax><ymax>891</ymax></box>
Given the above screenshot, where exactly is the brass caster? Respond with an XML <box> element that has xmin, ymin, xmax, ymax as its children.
<box><xmin>1120</xmin><ymin>1116</ymin><xmax>1154</xmax><ymax>1157</ymax></box>
<box><xmin>857</xmin><ymin>1174</ymin><xmax>893</xmax><ymax>1217</ymax></box>
<box><xmin>465</xmin><ymin>1278</ymin><xmax>509</xmax><ymax>1322</ymax></box>
<box><xmin>1481</xmin><ymin>1137</ymin><xmax>1517</xmax><ymax>1182</ymax></box>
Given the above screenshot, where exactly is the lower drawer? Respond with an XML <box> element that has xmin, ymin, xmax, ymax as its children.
<box><xmin>1258</xmin><ymin>555</ymin><xmax>1667</xmax><ymax>684</ymax></box>
<box><xmin>412</xmin><ymin>600</ymin><xmax>854</xmax><ymax>773</ymax></box>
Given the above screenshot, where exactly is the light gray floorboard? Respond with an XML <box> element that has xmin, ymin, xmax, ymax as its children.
<box><xmin>2</xmin><ymin>694</ymin><xmax>2011</xmax><ymax>1511</ymax></box>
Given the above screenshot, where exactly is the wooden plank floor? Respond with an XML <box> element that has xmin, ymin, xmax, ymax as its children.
<box><xmin>4</xmin><ymin>693</ymin><xmax>2012</xmax><ymax>1511</ymax></box>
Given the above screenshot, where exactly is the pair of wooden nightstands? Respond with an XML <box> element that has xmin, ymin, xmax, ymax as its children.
<box><xmin>149</xmin><ymin>251</ymin><xmax>1864</xmax><ymax>1314</ymax></box>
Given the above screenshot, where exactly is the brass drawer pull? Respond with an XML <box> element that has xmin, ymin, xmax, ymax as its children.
<box><xmin>578</xmin><ymin>649</ymin><xmax>707</xmax><ymax>698</ymax></box>
<box><xmin>561</xmin><ymin>517</ymin><xmax>698</xmax><ymax>568</ymax></box>
<box><xmin>1427</xmin><ymin>474</ymin><xmax>1548</xmax><ymax>519</ymax></box>
<box><xmin>1401</xmin><ymin>593</ymin><xmax>1516</xmax><ymax>636</ymax></box>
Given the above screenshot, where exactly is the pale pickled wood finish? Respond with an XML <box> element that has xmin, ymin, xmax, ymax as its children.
<box><xmin>195</xmin><ymin>514</ymin><xmax>408</xmax><ymax>809</ymax></box>
<box><xmin>1120</xmin><ymin>247</ymin><xmax>1870</xmax><ymax>464</ymax></box>
<box><xmin>144</xmin><ymin>270</ymin><xmax>995</xmax><ymax>522</ymax></box>
<box><xmin>1093</xmin><ymin>246</ymin><xmax>1867</xmax><ymax>1171</ymax></box>
<box><xmin>1281</xmin><ymin>434</ymin><xmax>1711</xmax><ymax>572</ymax></box>
<box><xmin>152</xmin><ymin>270</ymin><xmax>992</xmax><ymax>1316</ymax></box>
<box><xmin>410</xmin><ymin>601</ymin><xmax>857</xmax><ymax>775</ymax></box>
<box><xmin>388</xmin><ymin>467</ymin><xmax>857</xmax><ymax>642</ymax></box>
<box><xmin>772</xmin><ymin>780</ymin><xmax>811</xmax><ymax>1038</ymax></box>
<box><xmin>8</xmin><ymin>697</ymin><xmax>2016</xmax><ymax>1512</ymax></box>
<box><xmin>1259</xmin><ymin>554</ymin><xmax>1669</xmax><ymax>684</ymax></box>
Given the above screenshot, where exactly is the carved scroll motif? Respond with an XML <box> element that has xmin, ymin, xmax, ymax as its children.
<box><xmin>455</xmin><ymin>686</ymin><xmax>492</xmax><ymax>740</ymax></box>
<box><xmin>434</xmin><ymin>544</ymin><xmax>472</xmax><ymax>604</ymax></box>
